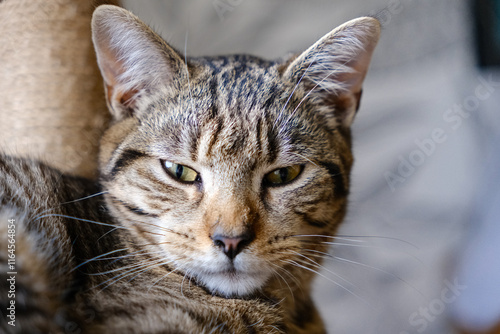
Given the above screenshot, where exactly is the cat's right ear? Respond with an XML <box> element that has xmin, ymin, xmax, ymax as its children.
<box><xmin>282</xmin><ymin>17</ymin><xmax>380</xmax><ymax>129</ymax></box>
<box><xmin>92</xmin><ymin>5</ymin><xmax>185</xmax><ymax>121</ymax></box>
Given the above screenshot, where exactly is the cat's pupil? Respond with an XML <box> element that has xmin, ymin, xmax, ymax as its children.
<box><xmin>176</xmin><ymin>165</ymin><xmax>184</xmax><ymax>179</ymax></box>
<box><xmin>279</xmin><ymin>168</ymin><xmax>288</xmax><ymax>182</ymax></box>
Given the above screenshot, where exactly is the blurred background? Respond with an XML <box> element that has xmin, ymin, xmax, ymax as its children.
<box><xmin>119</xmin><ymin>0</ymin><xmax>500</xmax><ymax>333</ymax></box>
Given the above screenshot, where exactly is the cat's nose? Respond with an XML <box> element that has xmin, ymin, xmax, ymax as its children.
<box><xmin>211</xmin><ymin>233</ymin><xmax>254</xmax><ymax>260</ymax></box>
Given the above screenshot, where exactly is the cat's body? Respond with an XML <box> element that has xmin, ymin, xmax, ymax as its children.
<box><xmin>0</xmin><ymin>5</ymin><xmax>380</xmax><ymax>333</ymax></box>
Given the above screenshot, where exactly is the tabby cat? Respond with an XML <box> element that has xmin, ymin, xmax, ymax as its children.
<box><xmin>0</xmin><ymin>5</ymin><xmax>380</xmax><ymax>333</ymax></box>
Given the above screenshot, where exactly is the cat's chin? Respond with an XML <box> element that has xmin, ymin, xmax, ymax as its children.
<box><xmin>198</xmin><ymin>270</ymin><xmax>270</xmax><ymax>298</ymax></box>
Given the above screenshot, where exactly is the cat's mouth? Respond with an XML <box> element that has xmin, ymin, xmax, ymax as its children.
<box><xmin>219</xmin><ymin>266</ymin><xmax>238</xmax><ymax>276</ymax></box>
<box><xmin>196</xmin><ymin>267</ymin><xmax>272</xmax><ymax>298</ymax></box>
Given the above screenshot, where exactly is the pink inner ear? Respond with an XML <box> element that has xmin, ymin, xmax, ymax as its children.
<box><xmin>99</xmin><ymin>45</ymin><xmax>142</xmax><ymax>116</ymax></box>
<box><xmin>119</xmin><ymin>88</ymin><xmax>140</xmax><ymax>107</ymax></box>
<box><xmin>342</xmin><ymin>52</ymin><xmax>374</xmax><ymax>95</ymax></box>
<box><xmin>105</xmin><ymin>82</ymin><xmax>139</xmax><ymax>118</ymax></box>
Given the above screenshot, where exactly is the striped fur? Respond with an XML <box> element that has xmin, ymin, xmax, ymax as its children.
<box><xmin>0</xmin><ymin>5</ymin><xmax>379</xmax><ymax>333</ymax></box>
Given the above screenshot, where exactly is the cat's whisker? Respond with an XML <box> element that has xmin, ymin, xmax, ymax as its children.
<box><xmin>267</xmin><ymin>262</ymin><xmax>296</xmax><ymax>303</ymax></box>
<box><xmin>77</xmin><ymin>250</ymin><xmax>155</xmax><ymax>276</ymax></box>
<box><xmin>95</xmin><ymin>253</ymin><xmax>168</xmax><ymax>277</ymax></box>
<box><xmin>268</xmin><ymin>325</ymin><xmax>285</xmax><ymax>334</ymax></box>
<box><xmin>247</xmin><ymin>317</ymin><xmax>265</xmax><ymax>329</ymax></box>
<box><xmin>137</xmin><ymin>230</ymin><xmax>168</xmax><ymax>238</ymax></box>
<box><xmin>60</xmin><ymin>191</ymin><xmax>108</xmax><ymax>205</ymax></box>
<box><xmin>96</xmin><ymin>226</ymin><xmax>121</xmax><ymax>242</ymax></box>
<box><xmin>72</xmin><ymin>247</ymin><xmax>132</xmax><ymax>271</ymax></box>
<box><xmin>336</xmin><ymin>234</ymin><xmax>420</xmax><ymax>249</ymax></box>
<box><xmin>96</xmin><ymin>257</ymin><xmax>174</xmax><ymax>291</ymax></box>
<box><xmin>24</xmin><ymin>204</ymin><xmax>47</xmax><ymax>221</ymax></box>
<box><xmin>93</xmin><ymin>261</ymin><xmax>156</xmax><ymax>291</ymax></box>
<box><xmin>280</xmin><ymin>258</ymin><xmax>370</xmax><ymax>307</ymax></box>
<box><xmin>285</xmin><ymin>250</ymin><xmax>323</xmax><ymax>270</ymax></box>
<box><xmin>292</xmin><ymin>234</ymin><xmax>366</xmax><ymax>243</ymax></box>
<box><xmin>286</xmin><ymin>250</ymin><xmax>360</xmax><ymax>292</ymax></box>
<box><xmin>89</xmin><ymin>260</ymin><xmax>153</xmax><ymax>276</ymax></box>
<box><xmin>94</xmin><ymin>249</ymin><xmax>166</xmax><ymax>263</ymax></box>
<box><xmin>182</xmin><ymin>268</ymin><xmax>194</xmax><ymax>295</ymax></box>
<box><xmin>180</xmin><ymin>268</ymin><xmax>192</xmax><ymax>299</ymax></box>
<box><xmin>300</xmin><ymin>248</ymin><xmax>332</xmax><ymax>260</ymax></box>
<box><xmin>301</xmin><ymin>240</ymin><xmax>425</xmax><ymax>267</ymax></box>
<box><xmin>207</xmin><ymin>322</ymin><xmax>227</xmax><ymax>334</ymax></box>
<box><xmin>294</xmin><ymin>234</ymin><xmax>424</xmax><ymax>266</ymax></box>
<box><xmin>300</xmin><ymin>239</ymin><xmax>376</xmax><ymax>249</ymax></box>
<box><xmin>33</xmin><ymin>191</ymin><xmax>109</xmax><ymax>219</ymax></box>
<box><xmin>129</xmin><ymin>217</ymin><xmax>182</xmax><ymax>235</ymax></box>
<box><xmin>269</xmin><ymin>261</ymin><xmax>301</xmax><ymax>290</ymax></box>
<box><xmin>105</xmin><ymin>242</ymin><xmax>178</xmax><ymax>267</ymax></box>
<box><xmin>32</xmin><ymin>206</ymin><xmax>59</xmax><ymax>220</ymax></box>
<box><xmin>288</xmin><ymin>250</ymin><xmax>321</xmax><ymax>267</ymax></box>
<box><xmin>100</xmin><ymin>266</ymin><xmax>157</xmax><ymax>291</ymax></box>
<box><xmin>321</xmin><ymin>241</ymin><xmax>425</xmax><ymax>267</ymax></box>
<box><xmin>298</xmin><ymin>247</ymin><xmax>425</xmax><ymax>298</ymax></box>
<box><xmin>35</xmin><ymin>213</ymin><xmax>129</xmax><ymax>230</ymax></box>
<box><xmin>301</xmin><ymin>247</ymin><xmax>383</xmax><ymax>277</ymax></box>
<box><xmin>294</xmin><ymin>233</ymin><xmax>419</xmax><ymax>249</ymax></box>
<box><xmin>188</xmin><ymin>270</ymin><xmax>196</xmax><ymax>292</ymax></box>
<box><xmin>330</xmin><ymin>254</ymin><xmax>425</xmax><ymax>298</ymax></box>
<box><xmin>147</xmin><ymin>266</ymin><xmax>181</xmax><ymax>293</ymax></box>
<box><xmin>126</xmin><ymin>259</ymin><xmax>177</xmax><ymax>284</ymax></box>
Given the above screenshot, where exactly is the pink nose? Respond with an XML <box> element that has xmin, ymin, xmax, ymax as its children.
<box><xmin>211</xmin><ymin>233</ymin><xmax>254</xmax><ymax>260</ymax></box>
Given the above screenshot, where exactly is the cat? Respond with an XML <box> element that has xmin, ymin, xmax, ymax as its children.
<box><xmin>0</xmin><ymin>4</ymin><xmax>380</xmax><ymax>333</ymax></box>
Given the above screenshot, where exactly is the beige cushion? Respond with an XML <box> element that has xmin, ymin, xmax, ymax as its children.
<box><xmin>0</xmin><ymin>0</ymin><xmax>119</xmax><ymax>178</ymax></box>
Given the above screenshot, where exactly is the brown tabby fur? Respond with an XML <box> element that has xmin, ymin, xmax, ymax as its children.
<box><xmin>0</xmin><ymin>5</ymin><xmax>380</xmax><ymax>333</ymax></box>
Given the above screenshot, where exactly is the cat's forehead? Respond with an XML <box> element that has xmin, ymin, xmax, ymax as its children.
<box><xmin>167</xmin><ymin>55</ymin><xmax>309</xmax><ymax>125</ymax></box>
<box><xmin>192</xmin><ymin>54</ymin><xmax>285</xmax><ymax>110</ymax></box>
<box><xmin>138</xmin><ymin>54</ymin><xmax>329</xmax><ymax>167</ymax></box>
<box><xmin>196</xmin><ymin>54</ymin><xmax>279</xmax><ymax>76</ymax></box>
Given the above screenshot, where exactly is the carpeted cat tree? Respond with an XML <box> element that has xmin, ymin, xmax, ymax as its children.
<box><xmin>0</xmin><ymin>0</ymin><xmax>119</xmax><ymax>179</ymax></box>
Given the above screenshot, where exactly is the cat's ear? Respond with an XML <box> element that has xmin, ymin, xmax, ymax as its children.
<box><xmin>92</xmin><ymin>5</ymin><xmax>185</xmax><ymax>120</ymax></box>
<box><xmin>283</xmin><ymin>17</ymin><xmax>380</xmax><ymax>128</ymax></box>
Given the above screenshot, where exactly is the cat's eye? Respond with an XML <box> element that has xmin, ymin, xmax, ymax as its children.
<box><xmin>265</xmin><ymin>165</ymin><xmax>303</xmax><ymax>186</ymax></box>
<box><xmin>162</xmin><ymin>161</ymin><xmax>200</xmax><ymax>183</ymax></box>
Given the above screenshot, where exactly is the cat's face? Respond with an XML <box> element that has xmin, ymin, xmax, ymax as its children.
<box><xmin>92</xmin><ymin>5</ymin><xmax>379</xmax><ymax>297</ymax></box>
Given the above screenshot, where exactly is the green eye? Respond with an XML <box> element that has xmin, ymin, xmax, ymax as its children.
<box><xmin>162</xmin><ymin>161</ymin><xmax>200</xmax><ymax>183</ymax></box>
<box><xmin>265</xmin><ymin>165</ymin><xmax>303</xmax><ymax>185</ymax></box>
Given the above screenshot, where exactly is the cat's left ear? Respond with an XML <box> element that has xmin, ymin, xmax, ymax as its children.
<box><xmin>283</xmin><ymin>17</ymin><xmax>380</xmax><ymax>128</ymax></box>
<box><xmin>92</xmin><ymin>5</ymin><xmax>185</xmax><ymax>121</ymax></box>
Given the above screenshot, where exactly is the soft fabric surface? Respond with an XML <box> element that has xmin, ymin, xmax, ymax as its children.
<box><xmin>0</xmin><ymin>0</ymin><xmax>117</xmax><ymax>178</ymax></box>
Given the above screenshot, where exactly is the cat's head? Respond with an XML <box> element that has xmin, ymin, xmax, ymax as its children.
<box><xmin>92</xmin><ymin>5</ymin><xmax>379</xmax><ymax>298</ymax></box>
